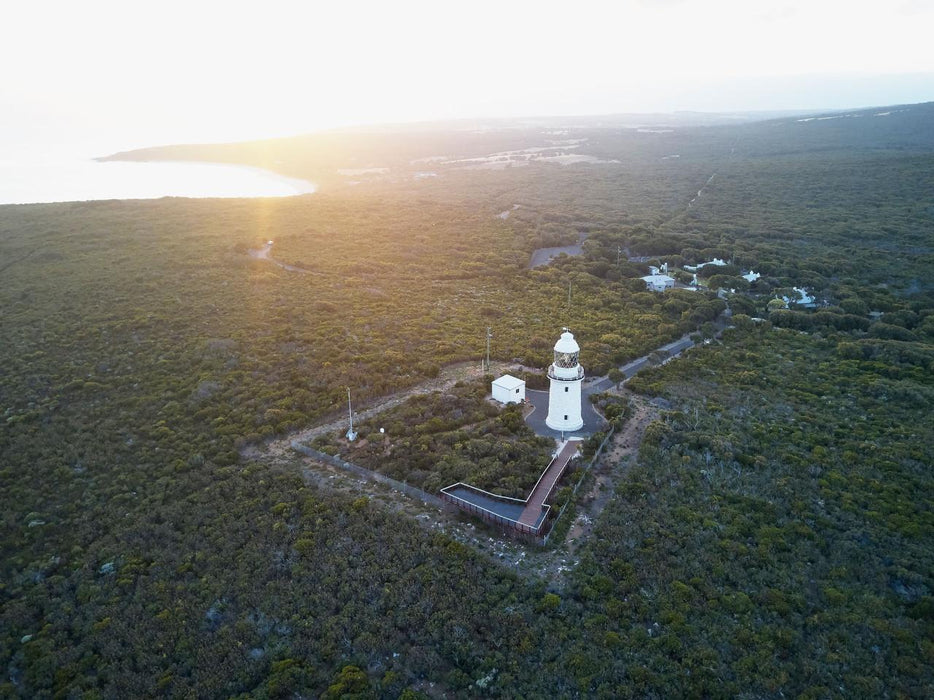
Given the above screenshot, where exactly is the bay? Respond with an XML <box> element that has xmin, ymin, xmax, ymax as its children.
<box><xmin>0</xmin><ymin>155</ymin><xmax>315</xmax><ymax>205</ymax></box>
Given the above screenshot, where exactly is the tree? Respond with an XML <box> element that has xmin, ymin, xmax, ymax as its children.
<box><xmin>322</xmin><ymin>665</ymin><xmax>373</xmax><ymax>699</ymax></box>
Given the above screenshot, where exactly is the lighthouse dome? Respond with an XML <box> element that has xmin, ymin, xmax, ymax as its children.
<box><xmin>554</xmin><ymin>331</ymin><xmax>579</xmax><ymax>354</ymax></box>
<box><xmin>551</xmin><ymin>330</ymin><xmax>582</xmax><ymax>372</ymax></box>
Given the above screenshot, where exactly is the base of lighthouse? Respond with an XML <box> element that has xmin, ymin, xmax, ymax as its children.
<box><xmin>545</xmin><ymin>378</ymin><xmax>584</xmax><ymax>431</ymax></box>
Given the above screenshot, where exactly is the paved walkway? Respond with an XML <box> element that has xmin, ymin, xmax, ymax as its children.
<box><xmin>518</xmin><ymin>440</ymin><xmax>581</xmax><ymax>528</ymax></box>
<box><xmin>588</xmin><ymin>332</ymin><xmax>701</xmax><ymax>393</ymax></box>
<box><xmin>442</xmin><ymin>485</ymin><xmax>527</xmax><ymax>522</ymax></box>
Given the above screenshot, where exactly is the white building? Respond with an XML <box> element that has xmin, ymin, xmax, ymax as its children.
<box><xmin>546</xmin><ymin>330</ymin><xmax>584</xmax><ymax>432</ymax></box>
<box><xmin>780</xmin><ymin>287</ymin><xmax>816</xmax><ymax>307</ymax></box>
<box><xmin>641</xmin><ymin>274</ymin><xmax>675</xmax><ymax>292</ymax></box>
<box><xmin>743</xmin><ymin>270</ymin><xmax>761</xmax><ymax>283</ymax></box>
<box><xmin>684</xmin><ymin>258</ymin><xmax>728</xmax><ymax>272</ymax></box>
<box><xmin>791</xmin><ymin>287</ymin><xmax>816</xmax><ymax>307</ymax></box>
<box><xmin>491</xmin><ymin>374</ymin><xmax>525</xmax><ymax>404</ymax></box>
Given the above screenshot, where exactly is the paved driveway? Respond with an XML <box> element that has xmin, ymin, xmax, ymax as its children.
<box><xmin>522</xmin><ymin>324</ymin><xmax>726</xmax><ymax>438</ymax></box>
<box><xmin>524</xmin><ymin>383</ymin><xmax>607</xmax><ymax>438</ymax></box>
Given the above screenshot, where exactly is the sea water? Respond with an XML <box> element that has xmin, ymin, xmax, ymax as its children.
<box><xmin>0</xmin><ymin>140</ymin><xmax>315</xmax><ymax>205</ymax></box>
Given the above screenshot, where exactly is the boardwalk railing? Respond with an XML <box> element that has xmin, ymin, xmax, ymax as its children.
<box><xmin>523</xmin><ymin>445</ymin><xmax>573</xmax><ymax>519</ymax></box>
<box><xmin>440</xmin><ymin>440</ymin><xmax>581</xmax><ymax>543</ymax></box>
<box><xmin>438</xmin><ymin>484</ymin><xmax>548</xmax><ymax>537</ymax></box>
<box><xmin>291</xmin><ymin>441</ymin><xmax>445</xmax><ymax>509</ymax></box>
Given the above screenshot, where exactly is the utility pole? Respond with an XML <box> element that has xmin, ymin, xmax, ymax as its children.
<box><xmin>346</xmin><ymin>388</ymin><xmax>357</xmax><ymax>441</ymax></box>
<box><xmin>484</xmin><ymin>327</ymin><xmax>492</xmax><ymax>373</ymax></box>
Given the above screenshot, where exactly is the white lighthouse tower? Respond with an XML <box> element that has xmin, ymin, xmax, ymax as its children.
<box><xmin>545</xmin><ymin>329</ymin><xmax>584</xmax><ymax>432</ymax></box>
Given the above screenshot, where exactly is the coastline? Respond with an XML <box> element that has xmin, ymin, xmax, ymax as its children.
<box><xmin>0</xmin><ymin>156</ymin><xmax>316</xmax><ymax>206</ymax></box>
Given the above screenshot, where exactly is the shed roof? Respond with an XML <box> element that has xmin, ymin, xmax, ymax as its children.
<box><xmin>492</xmin><ymin>374</ymin><xmax>525</xmax><ymax>390</ymax></box>
<box><xmin>641</xmin><ymin>274</ymin><xmax>675</xmax><ymax>284</ymax></box>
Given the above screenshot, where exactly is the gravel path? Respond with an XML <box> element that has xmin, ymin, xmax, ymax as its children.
<box><xmin>248</xmin><ymin>241</ymin><xmax>318</xmax><ymax>275</ymax></box>
<box><xmin>240</xmin><ymin>359</ymin><xmax>515</xmax><ymax>462</ymax></box>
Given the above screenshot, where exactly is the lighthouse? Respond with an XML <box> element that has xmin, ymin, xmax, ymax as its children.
<box><xmin>545</xmin><ymin>329</ymin><xmax>584</xmax><ymax>432</ymax></box>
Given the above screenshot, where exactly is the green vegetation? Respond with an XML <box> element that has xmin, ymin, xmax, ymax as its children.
<box><xmin>313</xmin><ymin>379</ymin><xmax>554</xmax><ymax>498</ymax></box>
<box><xmin>577</xmin><ymin>323</ymin><xmax>933</xmax><ymax>696</ymax></box>
<box><xmin>0</xmin><ymin>188</ymin><xmax>711</xmax><ymax>698</ymax></box>
<box><xmin>2</xmin><ymin>102</ymin><xmax>933</xmax><ymax>697</ymax></box>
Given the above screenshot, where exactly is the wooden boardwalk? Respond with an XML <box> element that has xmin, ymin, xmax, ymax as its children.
<box><xmin>518</xmin><ymin>440</ymin><xmax>581</xmax><ymax>528</ymax></box>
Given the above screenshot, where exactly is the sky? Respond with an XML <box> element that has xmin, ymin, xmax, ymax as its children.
<box><xmin>3</xmin><ymin>0</ymin><xmax>933</xmax><ymax>153</ymax></box>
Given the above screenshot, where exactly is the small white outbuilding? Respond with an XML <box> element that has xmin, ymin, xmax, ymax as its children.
<box><xmin>641</xmin><ymin>274</ymin><xmax>676</xmax><ymax>292</ymax></box>
<box><xmin>492</xmin><ymin>374</ymin><xmax>525</xmax><ymax>404</ymax></box>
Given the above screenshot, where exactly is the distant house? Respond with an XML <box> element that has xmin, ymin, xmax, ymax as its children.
<box><xmin>641</xmin><ymin>274</ymin><xmax>675</xmax><ymax>292</ymax></box>
<box><xmin>792</xmin><ymin>287</ymin><xmax>816</xmax><ymax>307</ymax></box>
<box><xmin>684</xmin><ymin>258</ymin><xmax>727</xmax><ymax>272</ymax></box>
<box><xmin>492</xmin><ymin>374</ymin><xmax>525</xmax><ymax>404</ymax></box>
<box><xmin>742</xmin><ymin>270</ymin><xmax>761</xmax><ymax>283</ymax></box>
<box><xmin>780</xmin><ymin>287</ymin><xmax>817</xmax><ymax>308</ymax></box>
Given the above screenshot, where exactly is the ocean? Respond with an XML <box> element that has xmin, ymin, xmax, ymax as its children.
<box><xmin>0</xmin><ymin>138</ymin><xmax>315</xmax><ymax>205</ymax></box>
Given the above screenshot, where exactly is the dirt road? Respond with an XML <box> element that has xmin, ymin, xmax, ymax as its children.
<box><xmin>563</xmin><ymin>392</ymin><xmax>658</xmax><ymax>552</ymax></box>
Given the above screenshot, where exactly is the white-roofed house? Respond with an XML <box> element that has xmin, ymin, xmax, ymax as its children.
<box><xmin>792</xmin><ymin>287</ymin><xmax>817</xmax><ymax>307</ymax></box>
<box><xmin>491</xmin><ymin>374</ymin><xmax>526</xmax><ymax>404</ymax></box>
<box><xmin>641</xmin><ymin>274</ymin><xmax>675</xmax><ymax>292</ymax></box>
<box><xmin>685</xmin><ymin>258</ymin><xmax>728</xmax><ymax>273</ymax></box>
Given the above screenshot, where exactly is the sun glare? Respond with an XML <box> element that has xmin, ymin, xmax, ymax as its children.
<box><xmin>3</xmin><ymin>0</ymin><xmax>933</xmax><ymax>147</ymax></box>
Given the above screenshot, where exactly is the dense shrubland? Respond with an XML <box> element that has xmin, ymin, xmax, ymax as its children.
<box><xmin>570</xmin><ymin>324</ymin><xmax>934</xmax><ymax>697</ymax></box>
<box><xmin>2</xmin><ymin>103</ymin><xmax>933</xmax><ymax>697</ymax></box>
<box><xmin>312</xmin><ymin>379</ymin><xmax>554</xmax><ymax>498</ymax></box>
<box><xmin>0</xmin><ymin>186</ymin><xmax>714</xmax><ymax>697</ymax></box>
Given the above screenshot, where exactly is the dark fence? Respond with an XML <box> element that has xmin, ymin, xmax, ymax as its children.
<box><xmin>291</xmin><ymin>441</ymin><xmax>446</xmax><ymax>509</ymax></box>
<box><xmin>292</xmin><ymin>428</ymin><xmax>616</xmax><ymax>547</ymax></box>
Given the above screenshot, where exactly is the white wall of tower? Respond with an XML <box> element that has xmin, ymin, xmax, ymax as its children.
<box><xmin>545</xmin><ymin>375</ymin><xmax>583</xmax><ymax>431</ymax></box>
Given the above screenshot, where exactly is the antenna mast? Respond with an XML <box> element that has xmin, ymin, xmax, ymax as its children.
<box><xmin>346</xmin><ymin>388</ymin><xmax>357</xmax><ymax>441</ymax></box>
<box><xmin>484</xmin><ymin>327</ymin><xmax>492</xmax><ymax>373</ymax></box>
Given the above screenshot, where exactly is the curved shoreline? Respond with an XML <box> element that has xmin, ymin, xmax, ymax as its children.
<box><xmin>91</xmin><ymin>159</ymin><xmax>318</xmax><ymax>198</ymax></box>
<box><xmin>0</xmin><ymin>157</ymin><xmax>317</xmax><ymax>206</ymax></box>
